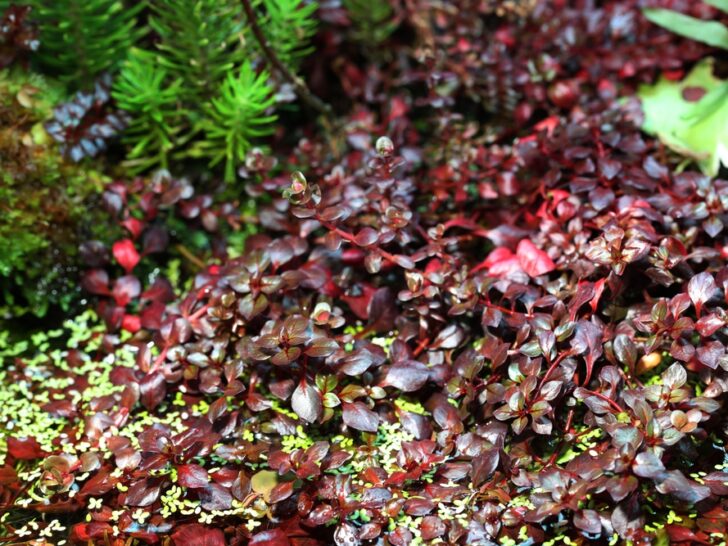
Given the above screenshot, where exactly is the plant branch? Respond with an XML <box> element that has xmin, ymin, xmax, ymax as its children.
<box><xmin>240</xmin><ymin>0</ymin><xmax>333</xmax><ymax>121</ymax></box>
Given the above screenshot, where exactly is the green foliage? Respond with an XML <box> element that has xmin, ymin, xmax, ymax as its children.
<box><xmin>112</xmin><ymin>49</ymin><xmax>183</xmax><ymax>171</ymax></box>
<box><xmin>254</xmin><ymin>0</ymin><xmax>319</xmax><ymax>68</ymax></box>
<box><xmin>148</xmin><ymin>0</ymin><xmax>247</xmax><ymax>99</ymax></box>
<box><xmin>643</xmin><ymin>2</ymin><xmax>728</xmax><ymax>50</ymax></box>
<box><xmin>25</xmin><ymin>0</ymin><xmax>146</xmax><ymax>88</ymax></box>
<box><xmin>196</xmin><ymin>64</ymin><xmax>276</xmax><ymax>182</ymax></box>
<box><xmin>343</xmin><ymin>0</ymin><xmax>397</xmax><ymax>47</ymax></box>
<box><xmin>112</xmin><ymin>0</ymin><xmax>316</xmax><ymax>181</ymax></box>
<box><xmin>638</xmin><ymin>57</ymin><xmax>728</xmax><ymax>176</ymax></box>
<box><xmin>705</xmin><ymin>0</ymin><xmax>728</xmax><ymax>11</ymax></box>
<box><xmin>0</xmin><ymin>69</ymin><xmax>107</xmax><ymax>317</ymax></box>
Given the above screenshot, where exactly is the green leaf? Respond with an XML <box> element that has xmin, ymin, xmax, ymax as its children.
<box><xmin>638</xmin><ymin>57</ymin><xmax>728</xmax><ymax>176</ymax></box>
<box><xmin>642</xmin><ymin>8</ymin><xmax>728</xmax><ymax>50</ymax></box>
<box><xmin>704</xmin><ymin>0</ymin><xmax>728</xmax><ymax>14</ymax></box>
<box><xmin>254</xmin><ymin>0</ymin><xmax>319</xmax><ymax>68</ymax></box>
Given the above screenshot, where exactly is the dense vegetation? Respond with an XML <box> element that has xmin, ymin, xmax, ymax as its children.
<box><xmin>1</xmin><ymin>1</ymin><xmax>728</xmax><ymax>545</ymax></box>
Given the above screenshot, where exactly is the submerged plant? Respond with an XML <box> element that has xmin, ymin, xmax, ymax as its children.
<box><xmin>45</xmin><ymin>74</ymin><xmax>129</xmax><ymax>161</ymax></box>
<box><xmin>26</xmin><ymin>0</ymin><xmax>145</xmax><ymax>88</ymax></box>
<box><xmin>639</xmin><ymin>1</ymin><xmax>728</xmax><ymax>175</ymax></box>
<box><xmin>195</xmin><ymin>64</ymin><xmax>276</xmax><ymax>183</ymax></box>
<box><xmin>0</xmin><ymin>4</ymin><xmax>38</xmax><ymax>68</ymax></box>
<box><xmin>111</xmin><ymin>0</ymin><xmax>319</xmax><ymax>181</ymax></box>
<box><xmin>0</xmin><ymin>69</ymin><xmax>107</xmax><ymax>317</ymax></box>
<box><xmin>4</xmin><ymin>0</ymin><xmax>728</xmax><ymax>545</ymax></box>
<box><xmin>112</xmin><ymin>49</ymin><xmax>183</xmax><ymax>171</ymax></box>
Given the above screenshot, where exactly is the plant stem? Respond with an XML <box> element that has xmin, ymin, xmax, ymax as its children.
<box><xmin>175</xmin><ymin>244</ymin><xmax>206</xmax><ymax>271</ymax></box>
<box><xmin>240</xmin><ymin>0</ymin><xmax>333</xmax><ymax>121</ymax></box>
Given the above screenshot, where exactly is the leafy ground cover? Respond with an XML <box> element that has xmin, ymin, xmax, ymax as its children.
<box><xmin>2</xmin><ymin>1</ymin><xmax>728</xmax><ymax>545</ymax></box>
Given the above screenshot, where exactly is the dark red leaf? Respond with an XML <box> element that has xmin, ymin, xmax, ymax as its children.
<box><xmin>7</xmin><ymin>437</ymin><xmax>45</xmax><ymax>460</ymax></box>
<box><xmin>178</xmin><ymin>464</ymin><xmax>210</xmax><ymax>488</ymax></box>
<box><xmin>199</xmin><ymin>483</ymin><xmax>233</xmax><ymax>510</ymax></box>
<box><xmin>250</xmin><ymin>529</ymin><xmax>291</xmax><ymax>546</ymax></box>
<box><xmin>172</xmin><ymin>524</ymin><xmax>225</xmax><ymax>546</ymax></box>
<box><xmin>291</xmin><ymin>380</ymin><xmax>322</xmax><ymax>423</ymax></box>
<box><xmin>125</xmin><ymin>479</ymin><xmax>161</xmax><ymax>507</ymax></box>
<box><xmin>140</xmin><ymin>372</ymin><xmax>166</xmax><ymax>411</ymax></box>
<box><xmin>354</xmin><ymin>227</ymin><xmax>379</xmax><ymax>246</ymax></box>
<box><xmin>342</xmin><ymin>402</ymin><xmax>379</xmax><ymax>432</ymax></box>
<box><xmin>383</xmin><ymin>361</ymin><xmax>430</xmax><ymax>392</ymax></box>
<box><xmin>82</xmin><ymin>269</ymin><xmax>110</xmax><ymax>295</ymax></box>
<box><xmin>688</xmin><ymin>272</ymin><xmax>717</xmax><ymax>315</ymax></box>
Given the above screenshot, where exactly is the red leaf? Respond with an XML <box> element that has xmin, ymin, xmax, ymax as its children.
<box><xmin>342</xmin><ymin>402</ymin><xmax>379</xmax><ymax>432</ymax></box>
<box><xmin>112</xmin><ymin>275</ymin><xmax>141</xmax><ymax>306</ymax></box>
<box><xmin>291</xmin><ymin>381</ymin><xmax>322</xmax><ymax>423</ymax></box>
<box><xmin>140</xmin><ymin>372</ymin><xmax>166</xmax><ymax>411</ymax></box>
<box><xmin>125</xmin><ymin>479</ymin><xmax>161</xmax><ymax>507</ymax></box>
<box><xmin>478</xmin><ymin>247</ymin><xmax>521</xmax><ymax>277</ymax></box>
<box><xmin>250</xmin><ymin>529</ymin><xmax>291</xmax><ymax>546</ymax></box>
<box><xmin>121</xmin><ymin>314</ymin><xmax>141</xmax><ymax>333</ymax></box>
<box><xmin>81</xmin><ymin>269</ymin><xmax>110</xmax><ymax>295</ymax></box>
<box><xmin>178</xmin><ymin>464</ymin><xmax>210</xmax><ymax>488</ymax></box>
<box><xmin>113</xmin><ymin>239</ymin><xmax>141</xmax><ymax>273</ymax></box>
<box><xmin>688</xmin><ymin>272</ymin><xmax>717</xmax><ymax>316</ymax></box>
<box><xmin>354</xmin><ymin>227</ymin><xmax>379</xmax><ymax>246</ymax></box>
<box><xmin>517</xmin><ymin>239</ymin><xmax>555</xmax><ymax>277</ymax></box>
<box><xmin>340</xmin><ymin>284</ymin><xmax>377</xmax><ymax>320</ymax></box>
<box><xmin>392</xmin><ymin>254</ymin><xmax>415</xmax><ymax>269</ymax></box>
<box><xmin>269</xmin><ymin>480</ymin><xmax>295</xmax><ymax>503</ymax></box>
<box><xmin>121</xmin><ymin>217</ymin><xmax>144</xmax><ymax>239</ymax></box>
<box><xmin>199</xmin><ymin>483</ymin><xmax>232</xmax><ymax>510</ymax></box>
<box><xmin>172</xmin><ymin>524</ymin><xmax>225</xmax><ymax>546</ymax></box>
<box><xmin>80</xmin><ymin>470</ymin><xmax>118</xmax><ymax>496</ymax></box>
<box><xmin>383</xmin><ymin>361</ymin><xmax>430</xmax><ymax>392</ymax></box>
<box><xmin>7</xmin><ymin>437</ymin><xmax>45</xmax><ymax>460</ymax></box>
<box><xmin>142</xmin><ymin>225</ymin><xmax>169</xmax><ymax>254</ymax></box>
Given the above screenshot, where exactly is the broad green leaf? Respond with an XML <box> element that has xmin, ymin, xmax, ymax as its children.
<box><xmin>642</xmin><ymin>8</ymin><xmax>728</xmax><ymax>49</ymax></box>
<box><xmin>704</xmin><ymin>0</ymin><xmax>728</xmax><ymax>14</ymax></box>
<box><xmin>638</xmin><ymin>58</ymin><xmax>728</xmax><ymax>176</ymax></box>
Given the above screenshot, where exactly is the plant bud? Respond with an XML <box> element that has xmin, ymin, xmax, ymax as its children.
<box><xmin>375</xmin><ymin>136</ymin><xmax>394</xmax><ymax>158</ymax></box>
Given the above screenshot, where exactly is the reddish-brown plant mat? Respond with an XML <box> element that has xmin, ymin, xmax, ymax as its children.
<box><xmin>2</xmin><ymin>1</ymin><xmax>728</xmax><ymax>545</ymax></box>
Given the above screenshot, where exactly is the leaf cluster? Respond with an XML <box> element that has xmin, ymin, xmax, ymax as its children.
<box><xmin>0</xmin><ymin>68</ymin><xmax>107</xmax><ymax>317</ymax></box>
<box><xmin>19</xmin><ymin>0</ymin><xmax>145</xmax><ymax>88</ymax></box>
<box><xmin>8</xmin><ymin>1</ymin><xmax>728</xmax><ymax>545</ymax></box>
<box><xmin>112</xmin><ymin>0</ymin><xmax>318</xmax><ymax>181</ymax></box>
<box><xmin>343</xmin><ymin>0</ymin><xmax>398</xmax><ymax>47</ymax></box>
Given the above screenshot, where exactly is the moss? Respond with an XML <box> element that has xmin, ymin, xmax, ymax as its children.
<box><xmin>0</xmin><ymin>68</ymin><xmax>109</xmax><ymax>318</ymax></box>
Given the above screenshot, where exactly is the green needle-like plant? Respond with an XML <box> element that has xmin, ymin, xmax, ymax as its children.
<box><xmin>343</xmin><ymin>0</ymin><xmax>397</xmax><ymax>48</ymax></box>
<box><xmin>110</xmin><ymin>0</ymin><xmax>319</xmax><ymax>181</ymax></box>
<box><xmin>112</xmin><ymin>49</ymin><xmax>184</xmax><ymax>172</ymax></box>
<box><xmin>26</xmin><ymin>0</ymin><xmax>145</xmax><ymax>88</ymax></box>
<box><xmin>254</xmin><ymin>0</ymin><xmax>318</xmax><ymax>69</ymax></box>
<box><xmin>197</xmin><ymin>63</ymin><xmax>277</xmax><ymax>182</ymax></box>
<box><xmin>149</xmin><ymin>0</ymin><xmax>247</xmax><ymax>100</ymax></box>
